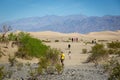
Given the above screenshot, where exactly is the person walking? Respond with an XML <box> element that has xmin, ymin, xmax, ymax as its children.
<box><xmin>68</xmin><ymin>51</ymin><xmax>71</xmax><ymax>60</ymax></box>
<box><xmin>60</xmin><ymin>52</ymin><xmax>65</xmax><ymax>67</ymax></box>
<box><xmin>68</xmin><ymin>44</ymin><xmax>71</xmax><ymax>50</ymax></box>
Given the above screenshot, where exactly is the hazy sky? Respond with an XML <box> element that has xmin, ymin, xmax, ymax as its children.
<box><xmin>0</xmin><ymin>0</ymin><xmax>120</xmax><ymax>23</ymax></box>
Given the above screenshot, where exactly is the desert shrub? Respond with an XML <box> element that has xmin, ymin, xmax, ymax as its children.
<box><xmin>8</xmin><ymin>33</ymin><xmax>17</xmax><ymax>41</ymax></box>
<box><xmin>17</xmin><ymin>32</ymin><xmax>30</xmax><ymax>40</ymax></box>
<box><xmin>37</xmin><ymin>57</ymin><xmax>49</xmax><ymax>74</ymax></box>
<box><xmin>0</xmin><ymin>66</ymin><xmax>4</xmax><ymax>80</ymax></box>
<box><xmin>55</xmin><ymin>40</ymin><xmax>59</xmax><ymax>42</ymax></box>
<box><xmin>38</xmin><ymin>57</ymin><xmax>49</xmax><ymax>69</ymax></box>
<box><xmin>107</xmin><ymin>41</ymin><xmax>120</xmax><ymax>55</ymax></box>
<box><xmin>107</xmin><ymin>41</ymin><xmax>120</xmax><ymax>49</ymax></box>
<box><xmin>8</xmin><ymin>55</ymin><xmax>17</xmax><ymax>67</ymax></box>
<box><xmin>15</xmin><ymin>32</ymin><xmax>49</xmax><ymax>58</ymax></box>
<box><xmin>103</xmin><ymin>58</ymin><xmax>120</xmax><ymax>80</ymax></box>
<box><xmin>37</xmin><ymin>65</ymin><xmax>43</xmax><ymax>75</ymax></box>
<box><xmin>107</xmin><ymin>49</ymin><xmax>116</xmax><ymax>54</ymax></box>
<box><xmin>108</xmin><ymin>64</ymin><xmax>120</xmax><ymax>80</ymax></box>
<box><xmin>37</xmin><ymin>48</ymin><xmax>61</xmax><ymax>75</ymax></box>
<box><xmin>87</xmin><ymin>44</ymin><xmax>108</xmax><ymax>63</ymax></box>
<box><xmin>82</xmin><ymin>49</ymin><xmax>87</xmax><ymax>54</ymax></box>
<box><xmin>41</xmin><ymin>39</ymin><xmax>51</xmax><ymax>43</ymax></box>
<box><xmin>46</xmin><ymin>48</ymin><xmax>60</xmax><ymax>64</ymax></box>
<box><xmin>55</xmin><ymin>63</ymin><xmax>63</xmax><ymax>74</ymax></box>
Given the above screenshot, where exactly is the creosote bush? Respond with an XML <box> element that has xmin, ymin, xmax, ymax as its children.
<box><xmin>46</xmin><ymin>48</ymin><xmax>60</xmax><ymax>64</ymax></box>
<box><xmin>15</xmin><ymin>32</ymin><xmax>49</xmax><ymax>59</ymax></box>
<box><xmin>87</xmin><ymin>44</ymin><xmax>108</xmax><ymax>63</ymax></box>
<box><xmin>107</xmin><ymin>41</ymin><xmax>120</xmax><ymax>49</ymax></box>
<box><xmin>107</xmin><ymin>41</ymin><xmax>120</xmax><ymax>56</ymax></box>
<box><xmin>37</xmin><ymin>48</ymin><xmax>61</xmax><ymax>74</ymax></box>
<box><xmin>103</xmin><ymin>58</ymin><xmax>120</xmax><ymax>80</ymax></box>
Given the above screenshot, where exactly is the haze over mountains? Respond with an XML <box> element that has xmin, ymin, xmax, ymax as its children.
<box><xmin>1</xmin><ymin>15</ymin><xmax>120</xmax><ymax>34</ymax></box>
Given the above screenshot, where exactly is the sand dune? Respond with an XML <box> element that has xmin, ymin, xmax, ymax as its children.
<box><xmin>29</xmin><ymin>30</ymin><xmax>120</xmax><ymax>41</ymax></box>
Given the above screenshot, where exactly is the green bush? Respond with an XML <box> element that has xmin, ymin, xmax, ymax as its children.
<box><xmin>108</xmin><ymin>64</ymin><xmax>120</xmax><ymax>80</ymax></box>
<box><xmin>46</xmin><ymin>48</ymin><xmax>60</xmax><ymax>64</ymax></box>
<box><xmin>107</xmin><ymin>41</ymin><xmax>120</xmax><ymax>49</ymax></box>
<box><xmin>8</xmin><ymin>33</ymin><xmax>17</xmax><ymax>41</ymax></box>
<box><xmin>37</xmin><ymin>48</ymin><xmax>61</xmax><ymax>75</ymax></box>
<box><xmin>103</xmin><ymin>58</ymin><xmax>120</xmax><ymax>80</ymax></box>
<box><xmin>37</xmin><ymin>57</ymin><xmax>49</xmax><ymax>74</ymax></box>
<box><xmin>87</xmin><ymin>44</ymin><xmax>108</xmax><ymax>62</ymax></box>
<box><xmin>55</xmin><ymin>63</ymin><xmax>63</xmax><ymax>74</ymax></box>
<box><xmin>38</xmin><ymin>57</ymin><xmax>49</xmax><ymax>69</ymax></box>
<box><xmin>108</xmin><ymin>49</ymin><xmax>116</xmax><ymax>54</ymax></box>
<box><xmin>15</xmin><ymin>32</ymin><xmax>49</xmax><ymax>58</ymax></box>
<box><xmin>107</xmin><ymin>41</ymin><xmax>120</xmax><ymax>55</ymax></box>
<box><xmin>14</xmin><ymin>32</ymin><xmax>62</xmax><ymax>75</ymax></box>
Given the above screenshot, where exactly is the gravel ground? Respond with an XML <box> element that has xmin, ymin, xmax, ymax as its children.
<box><xmin>37</xmin><ymin>64</ymin><xmax>108</xmax><ymax>80</ymax></box>
<box><xmin>0</xmin><ymin>63</ymin><xmax>108</xmax><ymax>80</ymax></box>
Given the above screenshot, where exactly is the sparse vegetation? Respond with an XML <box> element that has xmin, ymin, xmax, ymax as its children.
<box><xmin>37</xmin><ymin>48</ymin><xmax>61</xmax><ymax>75</ymax></box>
<box><xmin>41</xmin><ymin>39</ymin><xmax>51</xmax><ymax>43</ymax></box>
<box><xmin>0</xmin><ymin>25</ymin><xmax>12</xmax><ymax>48</ymax></box>
<box><xmin>8</xmin><ymin>32</ymin><xmax>17</xmax><ymax>41</ymax></box>
<box><xmin>46</xmin><ymin>48</ymin><xmax>60</xmax><ymax>64</ymax></box>
<box><xmin>107</xmin><ymin>41</ymin><xmax>120</xmax><ymax>49</ymax></box>
<box><xmin>8</xmin><ymin>55</ymin><xmax>17</xmax><ymax>67</ymax></box>
<box><xmin>55</xmin><ymin>63</ymin><xmax>63</xmax><ymax>74</ymax></box>
<box><xmin>82</xmin><ymin>49</ymin><xmax>87</xmax><ymax>54</ymax></box>
<box><xmin>107</xmin><ymin>41</ymin><xmax>120</xmax><ymax>56</ymax></box>
<box><xmin>15</xmin><ymin>32</ymin><xmax>49</xmax><ymax>59</ymax></box>
<box><xmin>0</xmin><ymin>66</ymin><xmax>4</xmax><ymax>80</ymax></box>
<box><xmin>103</xmin><ymin>58</ymin><xmax>120</xmax><ymax>80</ymax></box>
<box><xmin>55</xmin><ymin>40</ymin><xmax>59</xmax><ymax>42</ymax></box>
<box><xmin>87</xmin><ymin>44</ymin><xmax>108</xmax><ymax>65</ymax></box>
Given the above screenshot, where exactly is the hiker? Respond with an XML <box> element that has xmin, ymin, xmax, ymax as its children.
<box><xmin>60</xmin><ymin>52</ymin><xmax>65</xmax><ymax>67</ymax></box>
<box><xmin>68</xmin><ymin>51</ymin><xmax>71</xmax><ymax>60</ymax></box>
<box><xmin>72</xmin><ymin>38</ymin><xmax>73</xmax><ymax>42</ymax></box>
<box><xmin>68</xmin><ymin>44</ymin><xmax>71</xmax><ymax>49</ymax></box>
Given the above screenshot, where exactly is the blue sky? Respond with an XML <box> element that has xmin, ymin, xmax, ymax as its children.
<box><xmin>0</xmin><ymin>0</ymin><xmax>120</xmax><ymax>23</ymax></box>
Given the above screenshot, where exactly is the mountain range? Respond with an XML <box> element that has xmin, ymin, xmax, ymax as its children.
<box><xmin>0</xmin><ymin>15</ymin><xmax>120</xmax><ymax>34</ymax></box>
